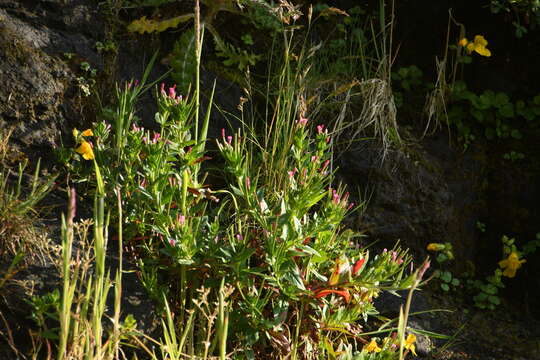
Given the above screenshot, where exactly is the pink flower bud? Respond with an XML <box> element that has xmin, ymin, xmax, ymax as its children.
<box><xmin>417</xmin><ymin>259</ymin><xmax>431</xmax><ymax>281</ymax></box>
<box><xmin>317</xmin><ymin>124</ymin><xmax>325</xmax><ymax>134</ymax></box>
<box><xmin>321</xmin><ymin>160</ymin><xmax>330</xmax><ymax>171</ymax></box>
<box><xmin>160</xmin><ymin>82</ymin><xmax>166</xmax><ymax>95</ymax></box>
<box><xmin>227</xmin><ymin>136</ymin><xmax>232</xmax><ymax>144</ymax></box>
<box><xmin>168</xmin><ymin>85</ymin><xmax>177</xmax><ymax>99</ymax></box>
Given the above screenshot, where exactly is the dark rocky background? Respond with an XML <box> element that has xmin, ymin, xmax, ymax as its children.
<box><xmin>1</xmin><ymin>0</ymin><xmax>539</xmax><ymax>358</ymax></box>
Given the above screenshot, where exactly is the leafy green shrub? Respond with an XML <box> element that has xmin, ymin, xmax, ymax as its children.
<box><xmin>447</xmin><ymin>81</ymin><xmax>540</xmax><ymax>149</ymax></box>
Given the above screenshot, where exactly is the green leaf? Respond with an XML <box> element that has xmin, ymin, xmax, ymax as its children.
<box><xmin>471</xmin><ymin>109</ymin><xmax>485</xmax><ymax>122</ymax></box>
<box><xmin>485</xmin><ymin>127</ymin><xmax>496</xmax><ymax>140</ymax></box>
<box><xmin>441</xmin><ymin>271</ymin><xmax>452</xmax><ymax>283</ymax></box>
<box><xmin>499</xmin><ymin>103</ymin><xmax>515</xmax><ymax>118</ymax></box>
<box><xmin>483</xmin><ymin>284</ymin><xmax>498</xmax><ymax>295</ymax></box>
<box><xmin>441</xmin><ymin>283</ymin><xmax>450</xmax><ymax>291</ymax></box>
<box><xmin>494</xmin><ymin>93</ymin><xmax>509</xmax><ymax>106</ymax></box>
<box><xmin>282</xmin><ymin>262</ymin><xmax>306</xmax><ymax>291</ymax></box>
<box><xmin>459</xmin><ymin>56</ymin><xmax>472</xmax><ymax>64</ymax></box>
<box><xmin>511</xmin><ymin>129</ymin><xmax>523</xmax><ymax>139</ymax></box>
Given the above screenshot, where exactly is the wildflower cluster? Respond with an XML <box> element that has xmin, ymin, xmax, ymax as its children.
<box><xmin>363</xmin><ymin>333</ymin><xmax>417</xmax><ymax>356</ymax></box>
<box><xmin>65</xmin><ymin>75</ymin><xmax>429</xmax><ymax>358</ymax></box>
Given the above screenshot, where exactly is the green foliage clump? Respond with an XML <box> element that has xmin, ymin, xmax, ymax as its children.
<box><xmin>448</xmin><ymin>82</ymin><xmax>540</xmax><ymax>149</ymax></box>
<box><xmin>490</xmin><ymin>0</ymin><xmax>540</xmax><ymax>37</ymax></box>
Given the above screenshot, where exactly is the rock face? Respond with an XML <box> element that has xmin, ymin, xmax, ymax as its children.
<box><xmin>338</xmin><ymin>131</ymin><xmax>497</xmax><ymax>273</ymax></box>
<box><xmin>0</xmin><ymin>0</ymin><xmax>105</xmax><ymax>155</ymax></box>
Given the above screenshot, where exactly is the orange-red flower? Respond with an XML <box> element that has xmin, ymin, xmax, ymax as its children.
<box><xmin>352</xmin><ymin>258</ymin><xmax>365</xmax><ymax>275</ymax></box>
<box><xmin>314</xmin><ymin>289</ymin><xmax>350</xmax><ymax>303</ymax></box>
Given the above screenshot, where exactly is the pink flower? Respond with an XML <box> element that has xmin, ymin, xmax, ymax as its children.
<box><xmin>221</xmin><ymin>128</ymin><xmax>226</xmax><ymax>138</ymax></box>
<box><xmin>169</xmin><ymin>237</ymin><xmax>176</xmax><ymax>246</ymax></box>
<box><xmin>288</xmin><ymin>168</ymin><xmax>298</xmax><ymax>178</ymax></box>
<box><xmin>311</xmin><ymin>155</ymin><xmax>319</xmax><ymax>162</ymax></box>
<box><xmin>227</xmin><ymin>136</ymin><xmax>232</xmax><ymax>144</ymax></box>
<box><xmin>177</xmin><ymin>214</ymin><xmax>185</xmax><ymax>226</ymax></box>
<box><xmin>152</xmin><ymin>133</ymin><xmax>161</xmax><ymax>143</ymax></box>
<box><xmin>317</xmin><ymin>124</ymin><xmax>325</xmax><ymax>134</ymax></box>
<box><xmin>297</xmin><ymin>116</ymin><xmax>308</xmax><ymax>126</ymax></box>
<box><xmin>332</xmin><ymin>190</ymin><xmax>340</xmax><ymax>204</ymax></box>
<box><xmin>160</xmin><ymin>82</ymin><xmax>166</xmax><ymax>95</ymax></box>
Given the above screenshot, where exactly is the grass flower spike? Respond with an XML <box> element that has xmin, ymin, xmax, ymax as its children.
<box><xmin>498</xmin><ymin>252</ymin><xmax>526</xmax><ymax>277</ymax></box>
<box><xmin>76</xmin><ymin>141</ymin><xmax>95</xmax><ymax>160</ymax></box>
<box><xmin>458</xmin><ymin>35</ymin><xmax>492</xmax><ymax>57</ymax></box>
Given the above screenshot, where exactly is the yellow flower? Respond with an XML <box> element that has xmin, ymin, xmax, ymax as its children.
<box><xmin>81</xmin><ymin>129</ymin><xmax>93</xmax><ymax>137</ymax></box>
<box><xmin>459</xmin><ymin>35</ymin><xmax>491</xmax><ymax>57</ymax></box>
<box><xmin>498</xmin><ymin>252</ymin><xmax>526</xmax><ymax>278</ymax></box>
<box><xmin>364</xmin><ymin>339</ymin><xmax>382</xmax><ymax>353</ymax></box>
<box><xmin>427</xmin><ymin>243</ymin><xmax>445</xmax><ymax>251</ymax></box>
<box><xmin>76</xmin><ymin>141</ymin><xmax>95</xmax><ymax>160</ymax></box>
<box><xmin>404</xmin><ymin>334</ymin><xmax>417</xmax><ymax>356</ymax></box>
